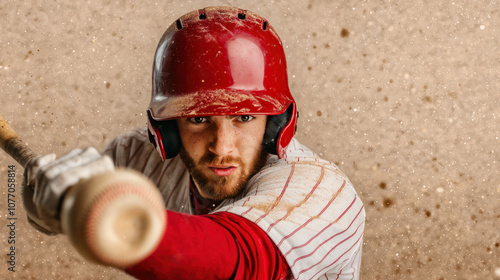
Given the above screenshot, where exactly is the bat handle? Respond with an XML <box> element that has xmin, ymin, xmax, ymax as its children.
<box><xmin>2</xmin><ymin>138</ymin><xmax>37</xmax><ymax>168</ymax></box>
<box><xmin>0</xmin><ymin>113</ymin><xmax>37</xmax><ymax>167</ymax></box>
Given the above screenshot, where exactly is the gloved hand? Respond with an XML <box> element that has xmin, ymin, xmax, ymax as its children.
<box><xmin>21</xmin><ymin>147</ymin><xmax>114</xmax><ymax>235</ymax></box>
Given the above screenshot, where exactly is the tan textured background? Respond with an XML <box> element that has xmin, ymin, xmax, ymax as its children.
<box><xmin>1</xmin><ymin>0</ymin><xmax>499</xmax><ymax>279</ymax></box>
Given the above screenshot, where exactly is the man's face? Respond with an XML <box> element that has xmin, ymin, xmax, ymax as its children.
<box><xmin>176</xmin><ymin>115</ymin><xmax>268</xmax><ymax>201</ymax></box>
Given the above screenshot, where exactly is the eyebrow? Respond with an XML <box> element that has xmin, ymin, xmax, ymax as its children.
<box><xmin>187</xmin><ymin>115</ymin><xmax>254</xmax><ymax>119</ymax></box>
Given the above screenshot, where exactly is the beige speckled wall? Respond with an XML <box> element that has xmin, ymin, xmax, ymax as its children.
<box><xmin>1</xmin><ymin>1</ymin><xmax>499</xmax><ymax>279</ymax></box>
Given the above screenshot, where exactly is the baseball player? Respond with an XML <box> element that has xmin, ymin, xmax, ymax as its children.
<box><xmin>22</xmin><ymin>6</ymin><xmax>365</xmax><ymax>280</ymax></box>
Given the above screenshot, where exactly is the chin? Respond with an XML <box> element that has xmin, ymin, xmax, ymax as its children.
<box><xmin>200</xmin><ymin>180</ymin><xmax>245</xmax><ymax>201</ymax></box>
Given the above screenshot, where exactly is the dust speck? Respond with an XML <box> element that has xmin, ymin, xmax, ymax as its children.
<box><xmin>341</xmin><ymin>28</ymin><xmax>349</xmax><ymax>38</ymax></box>
<box><xmin>383</xmin><ymin>197</ymin><xmax>394</xmax><ymax>208</ymax></box>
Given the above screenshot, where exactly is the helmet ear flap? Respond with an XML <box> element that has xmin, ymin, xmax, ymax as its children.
<box><xmin>263</xmin><ymin>104</ymin><xmax>297</xmax><ymax>158</ymax></box>
<box><xmin>147</xmin><ymin>112</ymin><xmax>182</xmax><ymax>160</ymax></box>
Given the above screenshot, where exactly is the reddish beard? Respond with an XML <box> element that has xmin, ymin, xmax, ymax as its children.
<box><xmin>179</xmin><ymin>147</ymin><xmax>268</xmax><ymax>201</ymax></box>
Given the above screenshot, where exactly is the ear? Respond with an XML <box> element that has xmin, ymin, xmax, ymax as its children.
<box><xmin>158</xmin><ymin>120</ymin><xmax>182</xmax><ymax>159</ymax></box>
<box><xmin>276</xmin><ymin>104</ymin><xmax>298</xmax><ymax>158</ymax></box>
<box><xmin>147</xmin><ymin>112</ymin><xmax>182</xmax><ymax>160</ymax></box>
<box><xmin>262</xmin><ymin>103</ymin><xmax>297</xmax><ymax>158</ymax></box>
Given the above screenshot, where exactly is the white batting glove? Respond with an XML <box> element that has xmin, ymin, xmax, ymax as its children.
<box><xmin>21</xmin><ymin>147</ymin><xmax>115</xmax><ymax>235</ymax></box>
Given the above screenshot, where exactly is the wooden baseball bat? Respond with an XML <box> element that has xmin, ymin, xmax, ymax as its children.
<box><xmin>0</xmin><ymin>113</ymin><xmax>36</xmax><ymax>167</ymax></box>
<box><xmin>0</xmin><ymin>113</ymin><xmax>166</xmax><ymax>268</ymax></box>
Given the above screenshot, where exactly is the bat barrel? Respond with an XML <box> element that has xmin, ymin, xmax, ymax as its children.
<box><xmin>61</xmin><ymin>169</ymin><xmax>166</xmax><ymax>267</ymax></box>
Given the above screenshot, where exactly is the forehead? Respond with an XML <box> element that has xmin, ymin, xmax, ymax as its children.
<box><xmin>188</xmin><ymin>114</ymin><xmax>266</xmax><ymax>119</ymax></box>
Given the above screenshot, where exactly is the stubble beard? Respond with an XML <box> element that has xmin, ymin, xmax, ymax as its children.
<box><xmin>179</xmin><ymin>147</ymin><xmax>269</xmax><ymax>201</ymax></box>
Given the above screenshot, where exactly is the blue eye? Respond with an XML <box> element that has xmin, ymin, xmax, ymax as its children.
<box><xmin>189</xmin><ymin>117</ymin><xmax>207</xmax><ymax>123</ymax></box>
<box><xmin>238</xmin><ymin>115</ymin><xmax>254</xmax><ymax>122</ymax></box>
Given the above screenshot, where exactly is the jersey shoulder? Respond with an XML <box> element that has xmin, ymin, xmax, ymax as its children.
<box><xmin>218</xmin><ymin>138</ymin><xmax>365</xmax><ymax>279</ymax></box>
<box><xmin>102</xmin><ymin>127</ymin><xmax>154</xmax><ymax>167</ymax></box>
<box><xmin>103</xmin><ymin>127</ymin><xmax>192</xmax><ymax>213</ymax></box>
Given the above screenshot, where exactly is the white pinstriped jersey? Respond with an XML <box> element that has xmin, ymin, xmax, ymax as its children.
<box><xmin>103</xmin><ymin>127</ymin><xmax>365</xmax><ymax>280</ymax></box>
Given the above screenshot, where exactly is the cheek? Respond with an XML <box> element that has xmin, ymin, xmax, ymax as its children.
<box><xmin>183</xmin><ymin>137</ymin><xmax>205</xmax><ymax>159</ymax></box>
<box><xmin>239</xmin><ymin>124</ymin><xmax>266</xmax><ymax>156</ymax></box>
<box><xmin>178</xmin><ymin>127</ymin><xmax>205</xmax><ymax>160</ymax></box>
<box><xmin>252</xmin><ymin>119</ymin><xmax>267</xmax><ymax>143</ymax></box>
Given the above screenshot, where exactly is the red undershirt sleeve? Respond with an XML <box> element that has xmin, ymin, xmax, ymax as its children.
<box><xmin>125</xmin><ymin>210</ymin><xmax>291</xmax><ymax>280</ymax></box>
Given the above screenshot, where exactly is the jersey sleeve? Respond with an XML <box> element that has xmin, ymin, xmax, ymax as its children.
<box><xmin>125</xmin><ymin>211</ymin><xmax>291</xmax><ymax>280</ymax></box>
<box><xmin>216</xmin><ymin>141</ymin><xmax>365</xmax><ymax>279</ymax></box>
<box><xmin>102</xmin><ymin>127</ymin><xmax>193</xmax><ymax>214</ymax></box>
<box><xmin>102</xmin><ymin>127</ymin><xmax>158</xmax><ymax>170</ymax></box>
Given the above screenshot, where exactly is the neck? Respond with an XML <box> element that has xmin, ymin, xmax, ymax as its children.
<box><xmin>189</xmin><ymin>177</ymin><xmax>222</xmax><ymax>215</ymax></box>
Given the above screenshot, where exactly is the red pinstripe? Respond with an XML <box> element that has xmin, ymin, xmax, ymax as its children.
<box><xmin>335</xmin><ymin>269</ymin><xmax>341</xmax><ymax>280</ymax></box>
<box><xmin>241</xmin><ymin>172</ymin><xmax>265</xmax><ymax>205</ymax></box>
<box><xmin>126</xmin><ymin>141</ymin><xmax>145</xmax><ymax>166</ymax></box>
<box><xmin>350</xmin><ymin>262</ymin><xmax>356</xmax><ymax>280</ymax></box>
<box><xmin>158</xmin><ymin>157</ymin><xmax>174</xmax><ymax>178</ymax></box>
<box><xmin>138</xmin><ymin>148</ymin><xmax>157</xmax><ymax>174</ymax></box>
<box><xmin>305</xmin><ymin>222</ymin><xmax>364</xmax><ymax>280</ymax></box>
<box><xmin>240</xmin><ymin>206</ymin><xmax>254</xmax><ymax>216</ymax></box>
<box><xmin>329</xmin><ymin>244</ymin><xmax>360</xmax><ymax>280</ymax></box>
<box><xmin>119</xmin><ymin>135</ymin><xmax>162</xmax><ymax>178</ymax></box>
<box><xmin>280</xmin><ymin>182</ymin><xmax>350</xmax><ymax>251</ymax></box>
<box><xmin>347</xmin><ymin>244</ymin><xmax>362</xmax><ymax>280</ymax></box>
<box><xmin>290</xmin><ymin>205</ymin><xmax>364</xmax><ymax>270</ymax></box>
<box><xmin>146</xmin><ymin>150</ymin><xmax>163</xmax><ymax>176</ymax></box>
<box><xmin>223</xmin><ymin>194</ymin><xmax>249</xmax><ymax>213</ymax></box>
<box><xmin>265</xmin><ymin>166</ymin><xmax>325</xmax><ymax>233</ymax></box>
<box><xmin>253</xmin><ymin>164</ymin><xmax>296</xmax><ymax>224</ymax></box>
<box><xmin>225</xmin><ymin>172</ymin><xmax>266</xmax><ymax>213</ymax></box>
<box><xmin>135</xmin><ymin>127</ymin><xmax>148</xmax><ymax>137</ymax></box>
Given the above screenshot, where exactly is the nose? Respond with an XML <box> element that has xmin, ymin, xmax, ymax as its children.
<box><xmin>208</xmin><ymin>121</ymin><xmax>235</xmax><ymax>156</ymax></box>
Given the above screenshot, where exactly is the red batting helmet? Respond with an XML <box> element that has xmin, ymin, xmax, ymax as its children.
<box><xmin>147</xmin><ymin>6</ymin><xmax>298</xmax><ymax>160</ymax></box>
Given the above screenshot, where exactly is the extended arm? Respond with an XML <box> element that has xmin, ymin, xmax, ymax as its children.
<box><xmin>126</xmin><ymin>211</ymin><xmax>291</xmax><ymax>280</ymax></box>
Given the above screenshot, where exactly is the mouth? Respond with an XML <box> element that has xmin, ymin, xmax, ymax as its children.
<box><xmin>208</xmin><ymin>166</ymin><xmax>237</xmax><ymax>176</ymax></box>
